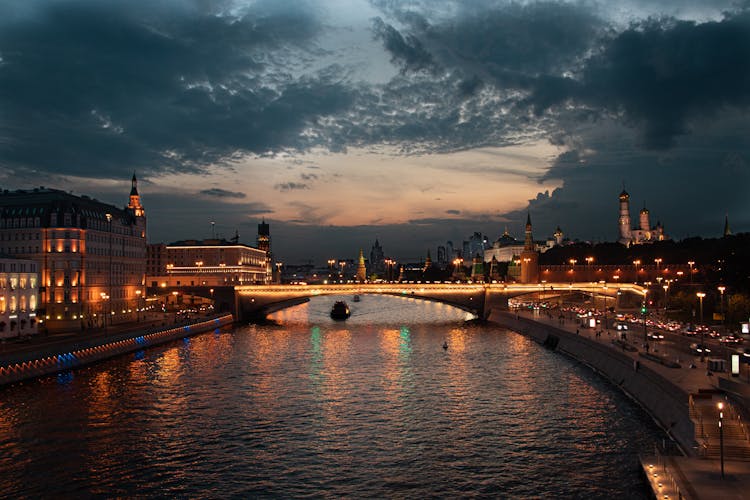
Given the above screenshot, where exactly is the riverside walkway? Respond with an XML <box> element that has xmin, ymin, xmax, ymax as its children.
<box><xmin>0</xmin><ymin>312</ymin><xmax>233</xmax><ymax>385</ymax></box>
<box><xmin>506</xmin><ymin>309</ymin><xmax>750</xmax><ymax>500</ymax></box>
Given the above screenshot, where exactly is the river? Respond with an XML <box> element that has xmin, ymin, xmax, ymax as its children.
<box><xmin>0</xmin><ymin>294</ymin><xmax>663</xmax><ymax>497</ymax></box>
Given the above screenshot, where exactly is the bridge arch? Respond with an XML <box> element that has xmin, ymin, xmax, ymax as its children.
<box><xmin>234</xmin><ymin>283</ymin><xmax>647</xmax><ymax>322</ymax></box>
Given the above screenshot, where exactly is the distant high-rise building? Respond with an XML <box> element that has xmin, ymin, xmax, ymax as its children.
<box><xmin>257</xmin><ymin>219</ymin><xmax>272</xmax><ymax>281</ymax></box>
<box><xmin>724</xmin><ymin>214</ymin><xmax>732</xmax><ymax>237</ymax></box>
<box><xmin>437</xmin><ymin>245</ymin><xmax>447</xmax><ymax>269</ymax></box>
<box><xmin>369</xmin><ymin>239</ymin><xmax>385</xmax><ymax>277</ymax></box>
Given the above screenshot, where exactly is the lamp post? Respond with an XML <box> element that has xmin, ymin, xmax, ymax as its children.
<box><xmin>632</xmin><ymin>259</ymin><xmax>641</xmax><ymax>283</ymax></box>
<box><xmin>327</xmin><ymin>259</ymin><xmax>335</xmax><ymax>281</ymax></box>
<box><xmin>135</xmin><ymin>289</ymin><xmax>142</xmax><ymax>322</ymax></box>
<box><xmin>688</xmin><ymin>261</ymin><xmax>695</xmax><ymax>284</ymax></box>
<box><xmin>275</xmin><ymin>262</ymin><xmax>283</xmax><ymax>284</ymax></box>
<box><xmin>585</xmin><ymin>256</ymin><xmax>594</xmax><ymax>282</ymax></box>
<box><xmin>718</xmin><ymin>402</ymin><xmax>725</xmax><ymax>478</ymax></box>
<box><xmin>697</xmin><ymin>292</ymin><xmax>706</xmax><ymax>361</ymax></box>
<box><xmin>718</xmin><ymin>285</ymin><xmax>726</xmax><ymax>333</ymax></box>
<box><xmin>642</xmin><ymin>290</ymin><xmax>648</xmax><ymax>342</ymax></box>
<box><xmin>654</xmin><ymin>258</ymin><xmax>662</xmax><ymax>272</ymax></box>
<box><xmin>105</xmin><ymin>213</ymin><xmax>113</xmax><ymax>329</ymax></box>
<box><xmin>338</xmin><ymin>261</ymin><xmax>346</xmax><ymax>282</ymax></box>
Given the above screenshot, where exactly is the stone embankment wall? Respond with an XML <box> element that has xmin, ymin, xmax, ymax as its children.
<box><xmin>0</xmin><ymin>314</ymin><xmax>233</xmax><ymax>386</ymax></box>
<box><xmin>490</xmin><ymin>311</ymin><xmax>698</xmax><ymax>456</ymax></box>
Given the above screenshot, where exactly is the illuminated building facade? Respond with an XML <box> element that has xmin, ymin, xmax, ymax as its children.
<box><xmin>0</xmin><ymin>176</ymin><xmax>147</xmax><ymax>332</ymax></box>
<box><xmin>147</xmin><ymin>239</ymin><xmax>268</xmax><ymax>287</ymax></box>
<box><xmin>0</xmin><ymin>256</ymin><xmax>39</xmax><ymax>339</ymax></box>
<box><xmin>618</xmin><ymin>189</ymin><xmax>667</xmax><ymax>246</ymax></box>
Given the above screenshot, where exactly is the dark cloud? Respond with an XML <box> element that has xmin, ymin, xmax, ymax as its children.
<box><xmin>275</xmin><ymin>182</ymin><xmax>309</xmax><ymax>191</ymax></box>
<box><xmin>529</xmin><ymin>13</ymin><xmax>750</xmax><ymax>148</ymax></box>
<box><xmin>372</xmin><ymin>17</ymin><xmax>435</xmax><ymax>73</ymax></box>
<box><xmin>300</xmin><ymin>173</ymin><xmax>318</xmax><ymax>181</ymax></box>
<box><xmin>0</xmin><ymin>0</ymin><xmax>354</xmax><ymax>178</ymax></box>
<box><xmin>445</xmin><ymin>209</ymin><xmax>461</xmax><ymax>215</ymax></box>
<box><xmin>199</xmin><ymin>188</ymin><xmax>246</xmax><ymax>199</ymax></box>
<box><xmin>502</xmin><ymin>115</ymin><xmax>750</xmax><ymax>242</ymax></box>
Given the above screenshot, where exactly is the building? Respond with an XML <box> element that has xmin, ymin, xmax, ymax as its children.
<box><xmin>147</xmin><ymin>238</ymin><xmax>268</xmax><ymax>288</ymax></box>
<box><xmin>355</xmin><ymin>249</ymin><xmax>367</xmax><ymax>282</ymax></box>
<box><xmin>0</xmin><ymin>256</ymin><xmax>40</xmax><ymax>339</ymax></box>
<box><xmin>369</xmin><ymin>239</ymin><xmax>385</xmax><ymax>277</ymax></box>
<box><xmin>519</xmin><ymin>214</ymin><xmax>539</xmax><ymax>284</ymax></box>
<box><xmin>0</xmin><ymin>176</ymin><xmax>147</xmax><ymax>332</ymax></box>
<box><xmin>618</xmin><ymin>189</ymin><xmax>667</xmax><ymax>246</ymax></box>
<box><xmin>257</xmin><ymin>220</ymin><xmax>273</xmax><ymax>282</ymax></box>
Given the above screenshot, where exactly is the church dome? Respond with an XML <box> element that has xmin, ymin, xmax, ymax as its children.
<box><xmin>619</xmin><ymin>189</ymin><xmax>629</xmax><ymax>201</ymax></box>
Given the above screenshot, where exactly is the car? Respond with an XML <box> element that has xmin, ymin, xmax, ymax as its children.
<box><xmin>689</xmin><ymin>343</ymin><xmax>712</xmax><ymax>355</ymax></box>
<box><xmin>719</xmin><ymin>336</ymin><xmax>743</xmax><ymax>344</ymax></box>
<box><xmin>647</xmin><ymin>332</ymin><xmax>665</xmax><ymax>341</ymax></box>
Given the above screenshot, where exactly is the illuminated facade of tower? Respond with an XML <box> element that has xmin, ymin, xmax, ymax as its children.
<box><xmin>618</xmin><ymin>189</ymin><xmax>632</xmax><ymax>245</ymax></box>
<box><xmin>355</xmin><ymin>249</ymin><xmax>367</xmax><ymax>282</ymax></box>
<box><xmin>257</xmin><ymin>220</ymin><xmax>272</xmax><ymax>281</ymax></box>
<box><xmin>618</xmin><ymin>189</ymin><xmax>667</xmax><ymax>246</ymax></box>
<box><xmin>519</xmin><ymin>213</ymin><xmax>539</xmax><ymax>284</ymax></box>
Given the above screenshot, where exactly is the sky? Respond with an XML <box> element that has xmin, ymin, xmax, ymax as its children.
<box><xmin>1</xmin><ymin>0</ymin><xmax>749</xmax><ymax>263</ymax></box>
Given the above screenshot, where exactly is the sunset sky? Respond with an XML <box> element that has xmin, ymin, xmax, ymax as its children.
<box><xmin>1</xmin><ymin>0</ymin><xmax>749</xmax><ymax>262</ymax></box>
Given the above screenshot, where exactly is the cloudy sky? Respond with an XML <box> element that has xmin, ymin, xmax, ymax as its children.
<box><xmin>1</xmin><ymin>0</ymin><xmax>749</xmax><ymax>263</ymax></box>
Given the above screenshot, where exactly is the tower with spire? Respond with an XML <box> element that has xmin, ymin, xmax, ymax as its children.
<box><xmin>724</xmin><ymin>214</ymin><xmax>732</xmax><ymax>237</ymax></box>
<box><xmin>519</xmin><ymin>213</ymin><xmax>539</xmax><ymax>284</ymax></box>
<box><xmin>618</xmin><ymin>187</ymin><xmax>632</xmax><ymax>245</ymax></box>
<box><xmin>618</xmin><ymin>187</ymin><xmax>667</xmax><ymax>245</ymax></box>
<box><xmin>356</xmin><ymin>249</ymin><xmax>367</xmax><ymax>282</ymax></box>
<box><xmin>128</xmin><ymin>172</ymin><xmax>145</xmax><ymax>218</ymax></box>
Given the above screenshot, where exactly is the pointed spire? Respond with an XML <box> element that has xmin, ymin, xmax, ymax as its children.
<box><xmin>724</xmin><ymin>213</ymin><xmax>732</xmax><ymax>237</ymax></box>
<box><xmin>130</xmin><ymin>171</ymin><xmax>138</xmax><ymax>196</ymax></box>
<box><xmin>526</xmin><ymin>212</ymin><xmax>532</xmax><ymax>227</ymax></box>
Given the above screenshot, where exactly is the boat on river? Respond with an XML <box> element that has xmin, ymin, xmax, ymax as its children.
<box><xmin>330</xmin><ymin>301</ymin><xmax>351</xmax><ymax>320</ymax></box>
<box><xmin>353</xmin><ymin>295</ymin><xmax>361</xmax><ymax>302</ymax></box>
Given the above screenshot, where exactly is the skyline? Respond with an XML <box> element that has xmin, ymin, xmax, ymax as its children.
<box><xmin>1</xmin><ymin>0</ymin><xmax>749</xmax><ymax>262</ymax></box>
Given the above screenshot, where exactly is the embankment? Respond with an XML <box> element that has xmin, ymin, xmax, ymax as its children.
<box><xmin>491</xmin><ymin>311</ymin><xmax>697</xmax><ymax>456</ymax></box>
<box><xmin>0</xmin><ymin>314</ymin><xmax>233</xmax><ymax>386</ymax></box>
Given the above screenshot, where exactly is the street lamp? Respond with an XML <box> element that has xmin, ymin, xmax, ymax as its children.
<box><xmin>106</xmin><ymin>213</ymin><xmax>113</xmax><ymax>328</ymax></box>
<box><xmin>697</xmin><ymin>292</ymin><xmax>706</xmax><ymax>361</ymax></box>
<box><xmin>654</xmin><ymin>258</ymin><xmax>662</xmax><ymax>272</ymax></box>
<box><xmin>718</xmin><ymin>285</ymin><xmax>726</xmax><ymax>333</ymax></box>
<box><xmin>633</xmin><ymin>259</ymin><xmax>641</xmax><ymax>282</ymax></box>
<box><xmin>275</xmin><ymin>262</ymin><xmax>283</xmax><ymax>283</ymax></box>
<box><xmin>585</xmin><ymin>256</ymin><xmax>594</xmax><ymax>281</ymax></box>
<box><xmin>718</xmin><ymin>402</ymin><xmax>725</xmax><ymax>479</ymax></box>
<box><xmin>688</xmin><ymin>261</ymin><xmax>695</xmax><ymax>284</ymax></box>
<box><xmin>135</xmin><ymin>289</ymin><xmax>142</xmax><ymax>322</ymax></box>
<box><xmin>642</xmin><ymin>290</ymin><xmax>648</xmax><ymax>342</ymax></box>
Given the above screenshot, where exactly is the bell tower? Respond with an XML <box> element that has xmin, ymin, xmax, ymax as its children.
<box><xmin>618</xmin><ymin>188</ymin><xmax>632</xmax><ymax>245</ymax></box>
<box><xmin>128</xmin><ymin>172</ymin><xmax>145</xmax><ymax>217</ymax></box>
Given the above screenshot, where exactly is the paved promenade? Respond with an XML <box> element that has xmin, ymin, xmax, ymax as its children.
<box><xmin>511</xmin><ymin>309</ymin><xmax>750</xmax><ymax>499</ymax></box>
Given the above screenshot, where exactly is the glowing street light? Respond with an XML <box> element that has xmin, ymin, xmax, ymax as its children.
<box><xmin>718</xmin><ymin>285</ymin><xmax>726</xmax><ymax>332</ymax></box>
<box><xmin>718</xmin><ymin>402</ymin><xmax>725</xmax><ymax>479</ymax></box>
<box><xmin>654</xmin><ymin>258</ymin><xmax>662</xmax><ymax>272</ymax></box>
<box><xmin>697</xmin><ymin>291</ymin><xmax>706</xmax><ymax>362</ymax></box>
<box><xmin>688</xmin><ymin>261</ymin><xmax>695</xmax><ymax>284</ymax></box>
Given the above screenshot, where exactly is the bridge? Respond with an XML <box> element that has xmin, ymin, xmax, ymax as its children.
<box><xmin>233</xmin><ymin>282</ymin><xmax>648</xmax><ymax>321</ymax></box>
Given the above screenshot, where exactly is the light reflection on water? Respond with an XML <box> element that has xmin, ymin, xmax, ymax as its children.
<box><xmin>0</xmin><ymin>295</ymin><xmax>661</xmax><ymax>498</ymax></box>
